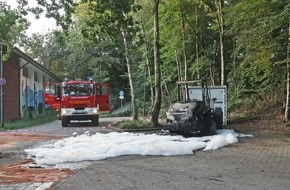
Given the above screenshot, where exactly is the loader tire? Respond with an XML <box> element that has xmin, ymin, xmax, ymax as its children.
<box><xmin>214</xmin><ymin>107</ymin><xmax>223</xmax><ymax>129</ymax></box>
<box><xmin>202</xmin><ymin>118</ymin><xmax>217</xmax><ymax>136</ymax></box>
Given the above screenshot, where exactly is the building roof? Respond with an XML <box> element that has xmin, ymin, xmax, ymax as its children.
<box><xmin>12</xmin><ymin>47</ymin><xmax>61</xmax><ymax>82</ymax></box>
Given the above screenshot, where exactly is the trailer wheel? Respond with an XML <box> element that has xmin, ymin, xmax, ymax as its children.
<box><xmin>61</xmin><ymin>118</ymin><xmax>69</xmax><ymax>127</ymax></box>
<box><xmin>92</xmin><ymin>115</ymin><xmax>99</xmax><ymax>126</ymax></box>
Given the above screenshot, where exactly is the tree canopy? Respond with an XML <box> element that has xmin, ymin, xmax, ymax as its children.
<box><xmin>0</xmin><ymin>1</ymin><xmax>29</xmax><ymax>60</ymax></box>
<box><xmin>2</xmin><ymin>0</ymin><xmax>290</xmax><ymax>123</ymax></box>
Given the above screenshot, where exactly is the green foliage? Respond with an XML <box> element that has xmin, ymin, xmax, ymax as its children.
<box><xmin>17</xmin><ymin>0</ymin><xmax>290</xmax><ymax>120</ymax></box>
<box><xmin>0</xmin><ymin>2</ymin><xmax>29</xmax><ymax>60</ymax></box>
<box><xmin>225</xmin><ymin>0</ymin><xmax>289</xmax><ymax>108</ymax></box>
<box><xmin>35</xmin><ymin>0</ymin><xmax>76</xmax><ymax>31</ymax></box>
<box><xmin>108</xmin><ymin>110</ymin><xmax>132</xmax><ymax>117</ymax></box>
<box><xmin>2</xmin><ymin>111</ymin><xmax>56</xmax><ymax>130</ymax></box>
<box><xmin>116</xmin><ymin>119</ymin><xmax>151</xmax><ymax>129</ymax></box>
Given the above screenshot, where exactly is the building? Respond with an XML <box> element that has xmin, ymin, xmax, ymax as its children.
<box><xmin>0</xmin><ymin>45</ymin><xmax>61</xmax><ymax>123</ymax></box>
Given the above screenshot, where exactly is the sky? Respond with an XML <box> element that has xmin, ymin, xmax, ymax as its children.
<box><xmin>25</xmin><ymin>129</ymin><xmax>253</xmax><ymax>166</ymax></box>
<box><xmin>3</xmin><ymin>0</ymin><xmax>57</xmax><ymax>36</ymax></box>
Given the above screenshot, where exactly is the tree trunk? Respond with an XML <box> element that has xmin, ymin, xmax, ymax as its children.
<box><xmin>143</xmin><ymin>66</ymin><xmax>147</xmax><ymax>116</ymax></box>
<box><xmin>195</xmin><ymin>4</ymin><xmax>200</xmax><ymax>80</ymax></box>
<box><xmin>141</xmin><ymin>24</ymin><xmax>154</xmax><ymax>107</ymax></box>
<box><xmin>164</xmin><ymin>80</ymin><xmax>172</xmax><ymax>99</ymax></box>
<box><xmin>175</xmin><ymin>50</ymin><xmax>181</xmax><ymax>82</ymax></box>
<box><xmin>121</xmin><ymin>26</ymin><xmax>138</xmax><ymax>120</ymax></box>
<box><xmin>284</xmin><ymin>19</ymin><xmax>290</xmax><ymax>123</ymax></box>
<box><xmin>0</xmin><ymin>43</ymin><xmax>3</xmax><ymax>127</ymax></box>
<box><xmin>179</xmin><ymin>0</ymin><xmax>187</xmax><ymax>81</ymax></box>
<box><xmin>151</xmin><ymin>0</ymin><xmax>161</xmax><ymax>127</ymax></box>
<box><xmin>218</xmin><ymin>0</ymin><xmax>225</xmax><ymax>85</ymax></box>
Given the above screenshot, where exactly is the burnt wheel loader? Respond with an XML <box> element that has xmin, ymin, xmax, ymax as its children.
<box><xmin>165</xmin><ymin>80</ymin><xmax>224</xmax><ymax>136</ymax></box>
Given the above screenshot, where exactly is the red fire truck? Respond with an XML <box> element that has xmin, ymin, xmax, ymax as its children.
<box><xmin>43</xmin><ymin>78</ymin><xmax>110</xmax><ymax>127</ymax></box>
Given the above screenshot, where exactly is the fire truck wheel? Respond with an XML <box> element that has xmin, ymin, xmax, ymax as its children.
<box><xmin>92</xmin><ymin>116</ymin><xmax>99</xmax><ymax>126</ymax></box>
<box><xmin>61</xmin><ymin>118</ymin><xmax>69</xmax><ymax>127</ymax></box>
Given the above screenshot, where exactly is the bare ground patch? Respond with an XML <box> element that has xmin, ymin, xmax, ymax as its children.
<box><xmin>0</xmin><ymin>132</ymin><xmax>73</xmax><ymax>185</ymax></box>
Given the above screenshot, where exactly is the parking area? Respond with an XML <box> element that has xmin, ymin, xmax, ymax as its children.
<box><xmin>0</xmin><ymin>117</ymin><xmax>290</xmax><ymax>190</ymax></box>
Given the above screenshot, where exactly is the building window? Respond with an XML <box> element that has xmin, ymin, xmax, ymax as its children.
<box><xmin>23</xmin><ymin>67</ymin><xmax>28</xmax><ymax>78</ymax></box>
<box><xmin>34</xmin><ymin>71</ymin><xmax>39</xmax><ymax>82</ymax></box>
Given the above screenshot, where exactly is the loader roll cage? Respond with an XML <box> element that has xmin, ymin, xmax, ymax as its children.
<box><xmin>177</xmin><ymin>79</ymin><xmax>210</xmax><ymax>106</ymax></box>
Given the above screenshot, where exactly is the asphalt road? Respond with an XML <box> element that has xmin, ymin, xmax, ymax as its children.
<box><xmin>50</xmin><ymin>131</ymin><xmax>290</xmax><ymax>190</ymax></box>
<box><xmin>20</xmin><ymin>117</ymin><xmax>129</xmax><ymax>136</ymax></box>
<box><xmin>1</xmin><ymin>117</ymin><xmax>290</xmax><ymax>190</ymax></box>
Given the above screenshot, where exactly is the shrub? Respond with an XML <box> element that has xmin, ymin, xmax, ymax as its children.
<box><xmin>117</xmin><ymin>119</ymin><xmax>151</xmax><ymax>129</ymax></box>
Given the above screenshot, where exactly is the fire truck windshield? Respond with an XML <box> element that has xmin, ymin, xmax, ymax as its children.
<box><xmin>63</xmin><ymin>84</ymin><xmax>94</xmax><ymax>96</ymax></box>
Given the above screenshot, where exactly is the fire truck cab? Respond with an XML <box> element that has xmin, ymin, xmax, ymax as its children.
<box><xmin>44</xmin><ymin>78</ymin><xmax>110</xmax><ymax>127</ymax></box>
